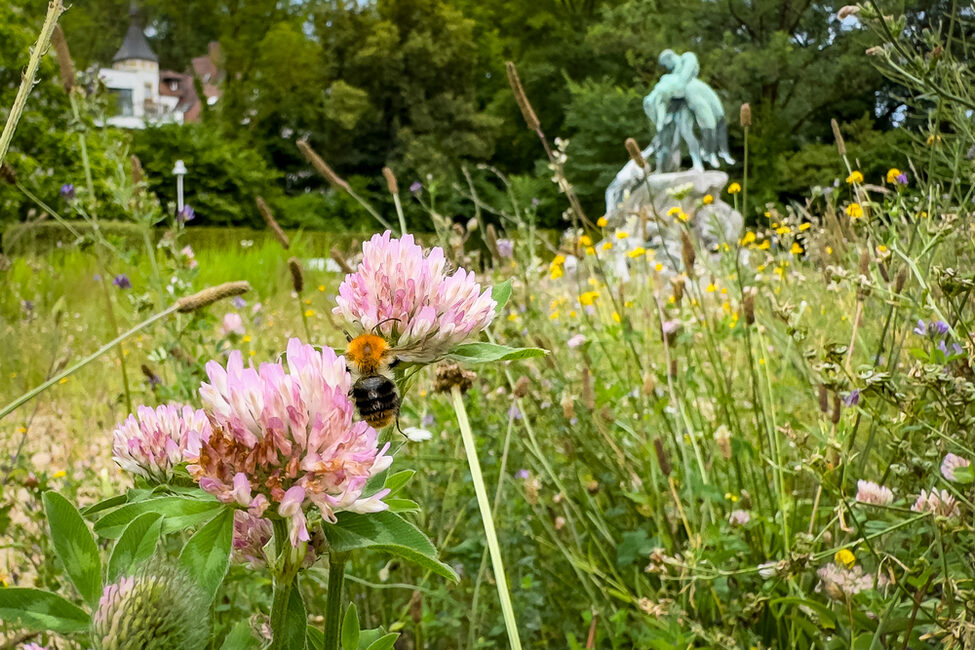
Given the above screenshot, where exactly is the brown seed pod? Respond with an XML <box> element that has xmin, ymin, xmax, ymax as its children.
<box><xmin>382</xmin><ymin>166</ymin><xmax>399</xmax><ymax>195</ymax></box>
<box><xmin>297</xmin><ymin>140</ymin><xmax>351</xmax><ymax>192</ymax></box>
<box><xmin>175</xmin><ymin>281</ymin><xmax>251</xmax><ymax>312</ymax></box>
<box><xmin>894</xmin><ymin>268</ymin><xmax>908</xmax><ymax>293</ymax></box>
<box><xmin>51</xmin><ymin>25</ymin><xmax>75</xmax><ymax>92</ymax></box>
<box><xmin>742</xmin><ymin>287</ymin><xmax>756</xmax><ymax>325</ymax></box>
<box><xmin>130</xmin><ymin>155</ymin><xmax>143</xmax><ymax>186</ymax></box>
<box><xmin>739</xmin><ymin>102</ymin><xmax>752</xmax><ymax>128</ymax></box>
<box><xmin>256</xmin><ymin>196</ymin><xmax>290</xmax><ymax>250</ymax></box>
<box><xmin>288</xmin><ymin>257</ymin><xmax>304</xmax><ymax>293</ymax></box>
<box><xmin>818</xmin><ymin>385</ymin><xmax>829</xmax><ymax>413</ymax></box>
<box><xmin>514</xmin><ymin>375</ymin><xmax>530</xmax><ymax>398</ymax></box>
<box><xmin>506</xmin><ymin>61</ymin><xmax>541</xmax><ymax>132</ymax></box>
<box><xmin>680</xmin><ymin>231</ymin><xmax>696</xmax><ymax>275</ymax></box>
<box><xmin>434</xmin><ymin>362</ymin><xmax>476</xmax><ymax>394</ymax></box>
<box><xmin>0</xmin><ymin>162</ymin><xmax>17</xmax><ymax>185</ymax></box>
<box><xmin>625</xmin><ymin>138</ymin><xmax>646</xmax><ymax>169</ymax></box>
<box><xmin>330</xmin><ymin>247</ymin><xmax>354</xmax><ymax>274</ymax></box>
<box><xmin>581</xmin><ymin>367</ymin><xmax>595</xmax><ymax>410</ymax></box>
<box><xmin>653</xmin><ymin>438</ymin><xmax>672</xmax><ymax>476</ymax></box>
<box><xmin>831</xmin><ymin>119</ymin><xmax>846</xmax><ymax>156</ymax></box>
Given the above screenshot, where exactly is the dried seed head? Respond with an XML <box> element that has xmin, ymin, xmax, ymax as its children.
<box><xmin>581</xmin><ymin>366</ymin><xmax>595</xmax><ymax>410</ymax></box>
<box><xmin>514</xmin><ymin>375</ymin><xmax>530</xmax><ymax>398</ymax></box>
<box><xmin>0</xmin><ymin>162</ymin><xmax>17</xmax><ymax>185</ymax></box>
<box><xmin>642</xmin><ymin>372</ymin><xmax>655</xmax><ymax>396</ymax></box>
<box><xmin>742</xmin><ymin>286</ymin><xmax>757</xmax><ymax>325</ymax></box>
<box><xmin>831</xmin><ymin>119</ymin><xmax>847</xmax><ymax>156</ymax></box>
<box><xmin>130</xmin><ymin>155</ymin><xmax>143</xmax><ymax>187</ymax></box>
<box><xmin>713</xmin><ymin>426</ymin><xmax>732</xmax><ymax>460</ymax></box>
<box><xmin>175</xmin><ymin>281</ymin><xmax>251</xmax><ymax>312</ymax></box>
<box><xmin>51</xmin><ymin>25</ymin><xmax>75</xmax><ymax>92</ymax></box>
<box><xmin>680</xmin><ymin>231</ymin><xmax>696</xmax><ymax>275</ymax></box>
<box><xmin>739</xmin><ymin>102</ymin><xmax>752</xmax><ymax>128</ymax></box>
<box><xmin>653</xmin><ymin>438</ymin><xmax>672</xmax><ymax>476</ymax></box>
<box><xmin>140</xmin><ymin>363</ymin><xmax>161</xmax><ymax>388</ymax></box>
<box><xmin>329</xmin><ymin>247</ymin><xmax>354</xmax><ymax>274</ymax></box>
<box><xmin>288</xmin><ymin>257</ymin><xmax>304</xmax><ymax>293</ymax></box>
<box><xmin>382</xmin><ymin>166</ymin><xmax>399</xmax><ymax>195</ymax></box>
<box><xmin>256</xmin><ymin>196</ymin><xmax>290</xmax><ymax>250</ymax></box>
<box><xmin>818</xmin><ymin>385</ymin><xmax>829</xmax><ymax>413</ymax></box>
<box><xmin>878</xmin><ymin>261</ymin><xmax>890</xmax><ymax>283</ymax></box>
<box><xmin>831</xmin><ymin>394</ymin><xmax>842</xmax><ymax>424</ymax></box>
<box><xmin>434</xmin><ymin>362</ymin><xmax>476</xmax><ymax>394</ymax></box>
<box><xmin>894</xmin><ymin>268</ymin><xmax>907</xmax><ymax>293</ymax></box>
<box><xmin>669</xmin><ymin>358</ymin><xmax>677</xmax><ymax>378</ymax></box>
<box><xmin>625</xmin><ymin>138</ymin><xmax>646</xmax><ymax>169</ymax></box>
<box><xmin>297</xmin><ymin>140</ymin><xmax>351</xmax><ymax>192</ymax></box>
<box><xmin>858</xmin><ymin>249</ymin><xmax>871</xmax><ymax>276</ymax></box>
<box><xmin>506</xmin><ymin>61</ymin><xmax>541</xmax><ymax>132</ymax></box>
<box><xmin>837</xmin><ymin>5</ymin><xmax>860</xmax><ymax>19</ymax></box>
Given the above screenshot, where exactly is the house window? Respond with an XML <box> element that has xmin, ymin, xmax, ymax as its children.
<box><xmin>110</xmin><ymin>88</ymin><xmax>133</xmax><ymax>116</ymax></box>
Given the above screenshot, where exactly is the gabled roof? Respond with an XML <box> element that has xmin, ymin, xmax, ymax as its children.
<box><xmin>113</xmin><ymin>7</ymin><xmax>157</xmax><ymax>63</ymax></box>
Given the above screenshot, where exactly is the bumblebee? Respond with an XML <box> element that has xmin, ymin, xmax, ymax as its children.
<box><xmin>345</xmin><ymin>332</ymin><xmax>401</xmax><ymax>429</ymax></box>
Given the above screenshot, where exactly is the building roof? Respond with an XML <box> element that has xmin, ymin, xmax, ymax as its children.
<box><xmin>113</xmin><ymin>8</ymin><xmax>157</xmax><ymax>63</ymax></box>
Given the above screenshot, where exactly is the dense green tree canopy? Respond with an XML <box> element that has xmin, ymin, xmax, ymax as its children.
<box><xmin>2</xmin><ymin>0</ymin><xmax>939</xmax><ymax>229</ymax></box>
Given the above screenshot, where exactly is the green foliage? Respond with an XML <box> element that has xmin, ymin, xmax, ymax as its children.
<box><xmin>0</xmin><ymin>588</ymin><xmax>90</xmax><ymax>634</ymax></box>
<box><xmin>130</xmin><ymin>123</ymin><xmax>280</xmax><ymax>227</ymax></box>
<box><xmin>107</xmin><ymin>511</ymin><xmax>164</xmax><ymax>582</ymax></box>
<box><xmin>43</xmin><ymin>491</ymin><xmax>103</xmax><ymax>607</ymax></box>
<box><xmin>177</xmin><ymin>506</ymin><xmax>234</xmax><ymax>601</ymax></box>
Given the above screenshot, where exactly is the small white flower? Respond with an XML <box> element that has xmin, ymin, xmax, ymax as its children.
<box><xmin>402</xmin><ymin>427</ymin><xmax>433</xmax><ymax>443</ymax></box>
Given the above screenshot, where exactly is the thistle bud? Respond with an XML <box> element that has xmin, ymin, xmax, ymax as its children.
<box><xmin>894</xmin><ymin>268</ymin><xmax>907</xmax><ymax>293</ymax></box>
<box><xmin>506</xmin><ymin>61</ymin><xmax>541</xmax><ymax>132</ymax></box>
<box><xmin>434</xmin><ymin>362</ymin><xmax>476</xmax><ymax>394</ymax></box>
<box><xmin>818</xmin><ymin>385</ymin><xmax>829</xmax><ymax>413</ymax></box>
<box><xmin>288</xmin><ymin>257</ymin><xmax>304</xmax><ymax>293</ymax></box>
<box><xmin>831</xmin><ymin>119</ymin><xmax>846</xmax><ymax>156</ymax></box>
<box><xmin>382</xmin><ymin>166</ymin><xmax>399</xmax><ymax>195</ymax></box>
<box><xmin>256</xmin><ymin>196</ymin><xmax>290</xmax><ymax>250</ymax></box>
<box><xmin>175</xmin><ymin>281</ymin><xmax>251</xmax><ymax>312</ymax></box>
<box><xmin>739</xmin><ymin>103</ymin><xmax>752</xmax><ymax>128</ymax></box>
<box><xmin>831</xmin><ymin>394</ymin><xmax>841</xmax><ymax>424</ymax></box>
<box><xmin>625</xmin><ymin>138</ymin><xmax>646</xmax><ymax>169</ymax></box>
<box><xmin>671</xmin><ymin>275</ymin><xmax>685</xmax><ymax>305</ymax></box>
<box><xmin>91</xmin><ymin>565</ymin><xmax>208</xmax><ymax>650</ymax></box>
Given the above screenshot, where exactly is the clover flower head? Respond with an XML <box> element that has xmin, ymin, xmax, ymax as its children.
<box><xmin>92</xmin><ymin>566</ymin><xmax>207</xmax><ymax>650</ymax></box>
<box><xmin>911</xmin><ymin>488</ymin><xmax>959</xmax><ymax>518</ymax></box>
<box><xmin>112</xmin><ymin>404</ymin><xmax>209</xmax><ymax>483</ymax></box>
<box><xmin>728</xmin><ymin>509</ymin><xmax>750</xmax><ymax>526</ymax></box>
<box><xmin>496</xmin><ymin>238</ymin><xmax>514</xmax><ymax>258</ymax></box>
<box><xmin>333</xmin><ymin>231</ymin><xmax>496</xmax><ymax>363</ymax></box>
<box><xmin>815</xmin><ymin>563</ymin><xmax>873</xmax><ymax>600</ymax></box>
<box><xmin>189</xmin><ymin>339</ymin><xmax>393</xmax><ymax>546</ymax></box>
<box><xmin>941</xmin><ymin>453</ymin><xmax>971</xmax><ymax>481</ymax></box>
<box><xmin>220</xmin><ymin>312</ymin><xmax>245</xmax><ymax>337</ymax></box>
<box><xmin>855</xmin><ymin>480</ymin><xmax>893</xmax><ymax>506</ymax></box>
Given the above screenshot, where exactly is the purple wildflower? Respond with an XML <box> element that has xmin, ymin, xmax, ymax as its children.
<box><xmin>515</xmin><ymin>469</ymin><xmax>530</xmax><ymax>480</ymax></box>
<box><xmin>842</xmin><ymin>389</ymin><xmax>860</xmax><ymax>407</ymax></box>
<box><xmin>421</xmin><ymin>413</ymin><xmax>435</xmax><ymax>428</ymax></box>
<box><xmin>496</xmin><ymin>239</ymin><xmax>514</xmax><ymax>258</ymax></box>
<box><xmin>113</xmin><ymin>274</ymin><xmax>132</xmax><ymax>290</ymax></box>
<box><xmin>941</xmin><ymin>453</ymin><xmax>971</xmax><ymax>481</ymax></box>
<box><xmin>231</xmin><ymin>296</ymin><xmax>247</xmax><ymax>310</ymax></box>
<box><xmin>409</xmin><ymin>181</ymin><xmax>423</xmax><ymax>194</ymax></box>
<box><xmin>895</xmin><ymin>173</ymin><xmax>908</xmax><ymax>185</ymax></box>
<box><xmin>931</xmin><ymin>320</ymin><xmax>950</xmax><ymax>336</ymax></box>
<box><xmin>508</xmin><ymin>405</ymin><xmax>523</xmax><ymax>421</ymax></box>
<box><xmin>531</xmin><ymin>197</ymin><xmax>540</xmax><ymax>208</ymax></box>
<box><xmin>60</xmin><ymin>183</ymin><xmax>75</xmax><ymax>201</ymax></box>
<box><xmin>177</xmin><ymin>204</ymin><xmax>195</xmax><ymax>223</ymax></box>
<box><xmin>913</xmin><ymin>320</ymin><xmax>927</xmax><ymax>336</ymax></box>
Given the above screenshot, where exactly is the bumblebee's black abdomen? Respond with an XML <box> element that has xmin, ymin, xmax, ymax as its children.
<box><xmin>352</xmin><ymin>375</ymin><xmax>400</xmax><ymax>428</ymax></box>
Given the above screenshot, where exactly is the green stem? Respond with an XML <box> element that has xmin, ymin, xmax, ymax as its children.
<box><xmin>0</xmin><ymin>0</ymin><xmax>64</xmax><ymax>166</ymax></box>
<box><xmin>269</xmin><ymin>519</ymin><xmax>298</xmax><ymax>650</ymax></box>
<box><xmin>0</xmin><ymin>303</ymin><xmax>177</xmax><ymax>422</ymax></box>
<box><xmin>323</xmin><ymin>551</ymin><xmax>347</xmax><ymax>650</ymax></box>
<box><xmin>392</xmin><ymin>193</ymin><xmax>408</xmax><ymax>236</ymax></box>
<box><xmin>98</xmin><ymin>271</ymin><xmax>133</xmax><ymax>415</ymax></box>
<box><xmin>450</xmin><ymin>385</ymin><xmax>522</xmax><ymax>650</ymax></box>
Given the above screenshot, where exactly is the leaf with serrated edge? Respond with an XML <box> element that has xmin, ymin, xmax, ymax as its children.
<box><xmin>178</xmin><ymin>507</ymin><xmax>234</xmax><ymax>601</ymax></box>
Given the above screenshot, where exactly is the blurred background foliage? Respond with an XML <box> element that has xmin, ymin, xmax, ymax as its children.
<box><xmin>0</xmin><ymin>0</ymin><xmax>940</xmax><ymax>233</ymax></box>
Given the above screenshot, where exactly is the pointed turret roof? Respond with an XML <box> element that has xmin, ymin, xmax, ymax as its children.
<box><xmin>113</xmin><ymin>4</ymin><xmax>157</xmax><ymax>63</ymax></box>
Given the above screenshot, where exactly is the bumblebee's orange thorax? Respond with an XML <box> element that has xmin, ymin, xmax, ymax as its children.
<box><xmin>346</xmin><ymin>333</ymin><xmax>390</xmax><ymax>375</ymax></box>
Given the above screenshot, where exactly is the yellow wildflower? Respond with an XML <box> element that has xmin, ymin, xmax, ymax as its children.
<box><xmin>597</xmin><ymin>216</ymin><xmax>609</xmax><ymax>227</ymax></box>
<box><xmin>627</xmin><ymin>247</ymin><xmax>646</xmax><ymax>258</ymax></box>
<box><xmin>616</xmin><ymin>231</ymin><xmax>628</xmax><ymax>239</ymax></box>
<box><xmin>798</xmin><ymin>223</ymin><xmax>811</xmax><ymax>231</ymax></box>
<box><xmin>569</xmin><ymin>310</ymin><xmax>577</xmax><ymax>318</ymax></box>
<box><xmin>612</xmin><ymin>311</ymin><xmax>621</xmax><ymax>323</ymax></box>
<box><xmin>553</xmin><ymin>254</ymin><xmax>566</xmax><ymax>265</ymax></box>
<box><xmin>52</xmin><ymin>470</ymin><xmax>66</xmax><ymax>479</ymax></box>
<box><xmin>741</xmin><ymin>231</ymin><xmax>756</xmax><ymax>245</ymax></box>
<box><xmin>834</xmin><ymin>549</ymin><xmax>855</xmax><ymax>569</ymax></box>
<box><xmin>790</xmin><ymin>242</ymin><xmax>803</xmax><ymax>255</ymax></box>
<box><xmin>826</xmin><ymin>246</ymin><xmax>833</xmax><ymax>255</ymax></box>
<box><xmin>775</xmin><ymin>226</ymin><xmax>791</xmax><ymax>235</ymax></box>
<box><xmin>507</xmin><ymin>313</ymin><xmax>518</xmax><ymax>322</ymax></box>
<box><xmin>846</xmin><ymin>203</ymin><xmax>864</xmax><ymax>219</ymax></box>
<box><xmin>59</xmin><ymin>377</ymin><xmax>69</xmax><ymax>384</ymax></box>
<box><xmin>846</xmin><ymin>170</ymin><xmax>864</xmax><ymax>184</ymax></box>
<box><xmin>876</xmin><ymin>244</ymin><xmax>888</xmax><ymax>254</ymax></box>
<box><xmin>579</xmin><ymin>291</ymin><xmax>600</xmax><ymax>306</ymax></box>
<box><xmin>667</xmin><ymin>206</ymin><xmax>682</xmax><ymax>217</ymax></box>
<box><xmin>727</xmin><ymin>182</ymin><xmax>742</xmax><ymax>194</ymax></box>
<box><xmin>550</xmin><ymin>311</ymin><xmax>559</xmax><ymax>320</ymax></box>
<box><xmin>706</xmin><ymin>283</ymin><xmax>717</xmax><ymax>293</ymax></box>
<box><xmin>585</xmin><ymin>246</ymin><xmax>595</xmax><ymax>256</ymax></box>
<box><xmin>758</xmin><ymin>240</ymin><xmax>771</xmax><ymax>250</ymax></box>
<box><xmin>602</xmin><ymin>241</ymin><xmax>613</xmax><ymax>251</ymax></box>
<box><xmin>317</xmin><ymin>284</ymin><xmax>326</xmax><ymax>292</ymax></box>
<box><xmin>304</xmin><ymin>309</ymin><xmax>315</xmax><ymax>317</ymax></box>
<box><xmin>242</xmin><ymin>335</ymin><xmax>252</xmax><ymax>343</ymax></box>
<box><xmin>655</xmin><ymin>263</ymin><xmax>664</xmax><ymax>272</ymax></box>
<box><xmin>579</xmin><ymin>235</ymin><xmax>592</xmax><ymax>247</ymax></box>
<box><xmin>702</xmin><ymin>194</ymin><xmax>714</xmax><ymax>205</ymax></box>
<box><xmin>886</xmin><ymin>168</ymin><xmax>901</xmax><ymax>184</ymax></box>
<box><xmin>550</xmin><ymin>266</ymin><xmax>564</xmax><ymax>280</ymax></box>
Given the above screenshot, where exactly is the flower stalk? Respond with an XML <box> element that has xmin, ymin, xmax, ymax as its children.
<box><xmin>450</xmin><ymin>384</ymin><xmax>522</xmax><ymax>650</ymax></box>
<box><xmin>323</xmin><ymin>551</ymin><xmax>348</xmax><ymax>650</ymax></box>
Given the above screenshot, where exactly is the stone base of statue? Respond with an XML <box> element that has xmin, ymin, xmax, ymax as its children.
<box><xmin>605</xmin><ymin>169</ymin><xmax>742</xmax><ymax>273</ymax></box>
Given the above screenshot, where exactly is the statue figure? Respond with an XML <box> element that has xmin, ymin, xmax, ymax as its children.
<box><xmin>642</xmin><ymin>50</ymin><xmax>734</xmax><ymax>172</ymax></box>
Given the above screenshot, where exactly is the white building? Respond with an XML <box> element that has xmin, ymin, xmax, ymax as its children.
<box><xmin>99</xmin><ymin>7</ymin><xmax>183</xmax><ymax>128</ymax></box>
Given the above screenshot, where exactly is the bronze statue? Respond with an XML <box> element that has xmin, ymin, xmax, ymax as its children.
<box><xmin>643</xmin><ymin>50</ymin><xmax>734</xmax><ymax>172</ymax></box>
